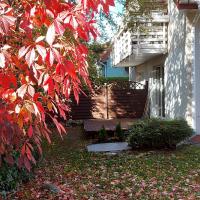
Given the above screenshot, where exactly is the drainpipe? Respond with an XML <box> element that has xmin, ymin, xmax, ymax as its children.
<box><xmin>129</xmin><ymin>67</ymin><xmax>136</xmax><ymax>81</ymax></box>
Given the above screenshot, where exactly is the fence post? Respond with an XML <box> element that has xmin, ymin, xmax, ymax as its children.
<box><xmin>105</xmin><ymin>83</ymin><xmax>109</xmax><ymax>119</ymax></box>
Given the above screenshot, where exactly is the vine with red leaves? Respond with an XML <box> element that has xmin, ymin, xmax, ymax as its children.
<box><xmin>0</xmin><ymin>0</ymin><xmax>114</xmax><ymax>171</ymax></box>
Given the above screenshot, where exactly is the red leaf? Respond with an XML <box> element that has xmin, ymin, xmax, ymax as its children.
<box><xmin>21</xmin><ymin>144</ymin><xmax>26</xmax><ymax>155</ymax></box>
<box><xmin>77</xmin><ymin>27</ymin><xmax>89</xmax><ymax>41</ymax></box>
<box><xmin>18</xmin><ymin>46</ymin><xmax>30</xmax><ymax>59</ymax></box>
<box><xmin>34</xmin><ymin>136</ymin><xmax>42</xmax><ymax>154</ymax></box>
<box><xmin>0</xmin><ymin>11</ymin><xmax>16</xmax><ymax>34</ymax></box>
<box><xmin>47</xmin><ymin>77</ymin><xmax>54</xmax><ymax>95</ymax></box>
<box><xmin>108</xmin><ymin>0</ymin><xmax>115</xmax><ymax>6</ymax></box>
<box><xmin>3</xmin><ymin>15</ymin><xmax>15</xmax><ymax>26</ymax></box>
<box><xmin>35</xmin><ymin>36</ymin><xmax>45</xmax><ymax>43</ymax></box>
<box><xmin>52</xmin><ymin>116</ymin><xmax>62</xmax><ymax>135</ymax></box>
<box><xmin>24</xmin><ymin>156</ymin><xmax>31</xmax><ymax>172</ymax></box>
<box><xmin>38</xmin><ymin>72</ymin><xmax>45</xmax><ymax>86</ymax></box>
<box><xmin>33</xmin><ymin>92</ymin><xmax>40</xmax><ymax>101</ymax></box>
<box><xmin>73</xmin><ymin>88</ymin><xmax>79</xmax><ymax>104</ymax></box>
<box><xmin>17</xmin><ymin>84</ymin><xmax>28</xmax><ymax>99</ymax></box>
<box><xmin>28</xmin><ymin>85</ymin><xmax>35</xmax><ymax>97</ymax></box>
<box><xmin>56</xmin><ymin>63</ymin><xmax>61</xmax><ymax>74</ymax></box>
<box><xmin>26</xmin><ymin>145</ymin><xmax>32</xmax><ymax>161</ymax></box>
<box><xmin>102</xmin><ymin>2</ymin><xmax>110</xmax><ymax>15</ymax></box>
<box><xmin>25</xmin><ymin>48</ymin><xmax>36</xmax><ymax>66</ymax></box>
<box><xmin>46</xmin><ymin>23</ymin><xmax>56</xmax><ymax>46</ymax></box>
<box><xmin>52</xmin><ymin>48</ymin><xmax>61</xmax><ymax>63</ymax></box>
<box><xmin>65</xmin><ymin>60</ymin><xmax>76</xmax><ymax>77</ymax></box>
<box><xmin>54</xmin><ymin>19</ymin><xmax>65</xmax><ymax>35</ymax></box>
<box><xmin>0</xmin><ymin>53</ymin><xmax>5</xmax><ymax>68</ymax></box>
<box><xmin>46</xmin><ymin>49</ymin><xmax>54</xmax><ymax>66</ymax></box>
<box><xmin>77</xmin><ymin>44</ymin><xmax>88</xmax><ymax>55</ymax></box>
<box><xmin>36</xmin><ymin>101</ymin><xmax>45</xmax><ymax>120</ymax></box>
<box><xmin>28</xmin><ymin>125</ymin><xmax>33</xmax><ymax>138</ymax></box>
<box><xmin>36</xmin><ymin>45</ymin><xmax>46</xmax><ymax>60</ymax></box>
<box><xmin>33</xmin><ymin>102</ymin><xmax>40</xmax><ymax>117</ymax></box>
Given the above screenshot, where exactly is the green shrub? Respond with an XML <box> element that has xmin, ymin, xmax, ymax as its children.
<box><xmin>98</xmin><ymin>126</ymin><xmax>107</xmax><ymax>142</ymax></box>
<box><xmin>128</xmin><ymin>118</ymin><xmax>193</xmax><ymax>149</ymax></box>
<box><xmin>115</xmin><ymin>123</ymin><xmax>125</xmax><ymax>141</ymax></box>
<box><xmin>0</xmin><ymin>151</ymin><xmax>34</xmax><ymax>194</ymax></box>
<box><xmin>0</xmin><ymin>162</ymin><xmax>32</xmax><ymax>192</ymax></box>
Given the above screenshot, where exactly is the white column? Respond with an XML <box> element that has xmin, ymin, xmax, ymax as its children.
<box><xmin>193</xmin><ymin>17</ymin><xmax>200</xmax><ymax>134</ymax></box>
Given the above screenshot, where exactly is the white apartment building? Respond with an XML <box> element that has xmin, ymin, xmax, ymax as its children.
<box><xmin>112</xmin><ymin>0</ymin><xmax>200</xmax><ymax>134</ymax></box>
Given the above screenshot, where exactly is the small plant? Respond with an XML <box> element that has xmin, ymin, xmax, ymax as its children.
<box><xmin>115</xmin><ymin>123</ymin><xmax>125</xmax><ymax>141</ymax></box>
<box><xmin>98</xmin><ymin>126</ymin><xmax>107</xmax><ymax>142</ymax></box>
<box><xmin>128</xmin><ymin>118</ymin><xmax>193</xmax><ymax>149</ymax></box>
<box><xmin>0</xmin><ymin>151</ymin><xmax>33</xmax><ymax>193</ymax></box>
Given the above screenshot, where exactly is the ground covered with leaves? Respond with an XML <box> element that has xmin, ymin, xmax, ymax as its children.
<box><xmin>6</xmin><ymin>127</ymin><xmax>200</xmax><ymax>199</ymax></box>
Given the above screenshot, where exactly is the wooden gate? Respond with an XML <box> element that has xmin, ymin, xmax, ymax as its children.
<box><xmin>70</xmin><ymin>81</ymin><xmax>148</xmax><ymax>120</ymax></box>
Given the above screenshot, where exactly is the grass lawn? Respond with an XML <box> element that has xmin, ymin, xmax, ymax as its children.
<box><xmin>8</xmin><ymin>127</ymin><xmax>200</xmax><ymax>200</ymax></box>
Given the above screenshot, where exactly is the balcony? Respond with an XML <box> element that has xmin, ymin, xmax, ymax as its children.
<box><xmin>112</xmin><ymin>12</ymin><xmax>169</xmax><ymax>67</ymax></box>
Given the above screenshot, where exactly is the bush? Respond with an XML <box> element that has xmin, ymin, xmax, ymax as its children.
<box><xmin>0</xmin><ymin>150</ymin><xmax>36</xmax><ymax>195</ymax></box>
<box><xmin>115</xmin><ymin>123</ymin><xmax>125</xmax><ymax>141</ymax></box>
<box><xmin>0</xmin><ymin>162</ymin><xmax>32</xmax><ymax>193</ymax></box>
<box><xmin>98</xmin><ymin>126</ymin><xmax>107</xmax><ymax>142</ymax></box>
<box><xmin>128</xmin><ymin>118</ymin><xmax>193</xmax><ymax>149</ymax></box>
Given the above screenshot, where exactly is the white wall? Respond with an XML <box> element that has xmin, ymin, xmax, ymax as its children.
<box><xmin>128</xmin><ymin>0</ymin><xmax>197</xmax><ymax>129</ymax></box>
<box><xmin>164</xmin><ymin>0</ymin><xmax>195</xmax><ymax>127</ymax></box>
<box><xmin>193</xmin><ymin>17</ymin><xmax>200</xmax><ymax>134</ymax></box>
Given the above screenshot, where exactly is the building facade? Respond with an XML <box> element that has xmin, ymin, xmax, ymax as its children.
<box><xmin>112</xmin><ymin>0</ymin><xmax>200</xmax><ymax>134</ymax></box>
<box><xmin>98</xmin><ymin>48</ymin><xmax>129</xmax><ymax>78</ymax></box>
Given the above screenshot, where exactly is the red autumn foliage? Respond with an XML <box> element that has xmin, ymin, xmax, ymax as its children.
<box><xmin>0</xmin><ymin>0</ymin><xmax>114</xmax><ymax>170</ymax></box>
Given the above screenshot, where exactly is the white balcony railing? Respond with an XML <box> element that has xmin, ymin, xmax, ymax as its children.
<box><xmin>112</xmin><ymin>12</ymin><xmax>169</xmax><ymax>67</ymax></box>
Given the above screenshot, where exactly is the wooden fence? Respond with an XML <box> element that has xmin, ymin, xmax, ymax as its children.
<box><xmin>70</xmin><ymin>81</ymin><xmax>148</xmax><ymax>120</ymax></box>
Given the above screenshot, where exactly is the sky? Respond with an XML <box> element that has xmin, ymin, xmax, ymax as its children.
<box><xmin>95</xmin><ymin>1</ymin><xmax>125</xmax><ymax>43</ymax></box>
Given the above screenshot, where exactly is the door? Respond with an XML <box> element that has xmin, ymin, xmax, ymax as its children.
<box><xmin>153</xmin><ymin>66</ymin><xmax>165</xmax><ymax>117</ymax></box>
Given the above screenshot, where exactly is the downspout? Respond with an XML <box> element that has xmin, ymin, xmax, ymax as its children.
<box><xmin>129</xmin><ymin>66</ymin><xmax>136</xmax><ymax>81</ymax></box>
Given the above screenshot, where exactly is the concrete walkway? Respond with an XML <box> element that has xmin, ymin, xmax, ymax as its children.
<box><xmin>87</xmin><ymin>142</ymin><xmax>131</xmax><ymax>152</ymax></box>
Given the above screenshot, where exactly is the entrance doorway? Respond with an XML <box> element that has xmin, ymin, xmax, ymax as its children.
<box><xmin>153</xmin><ymin>65</ymin><xmax>165</xmax><ymax>117</ymax></box>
